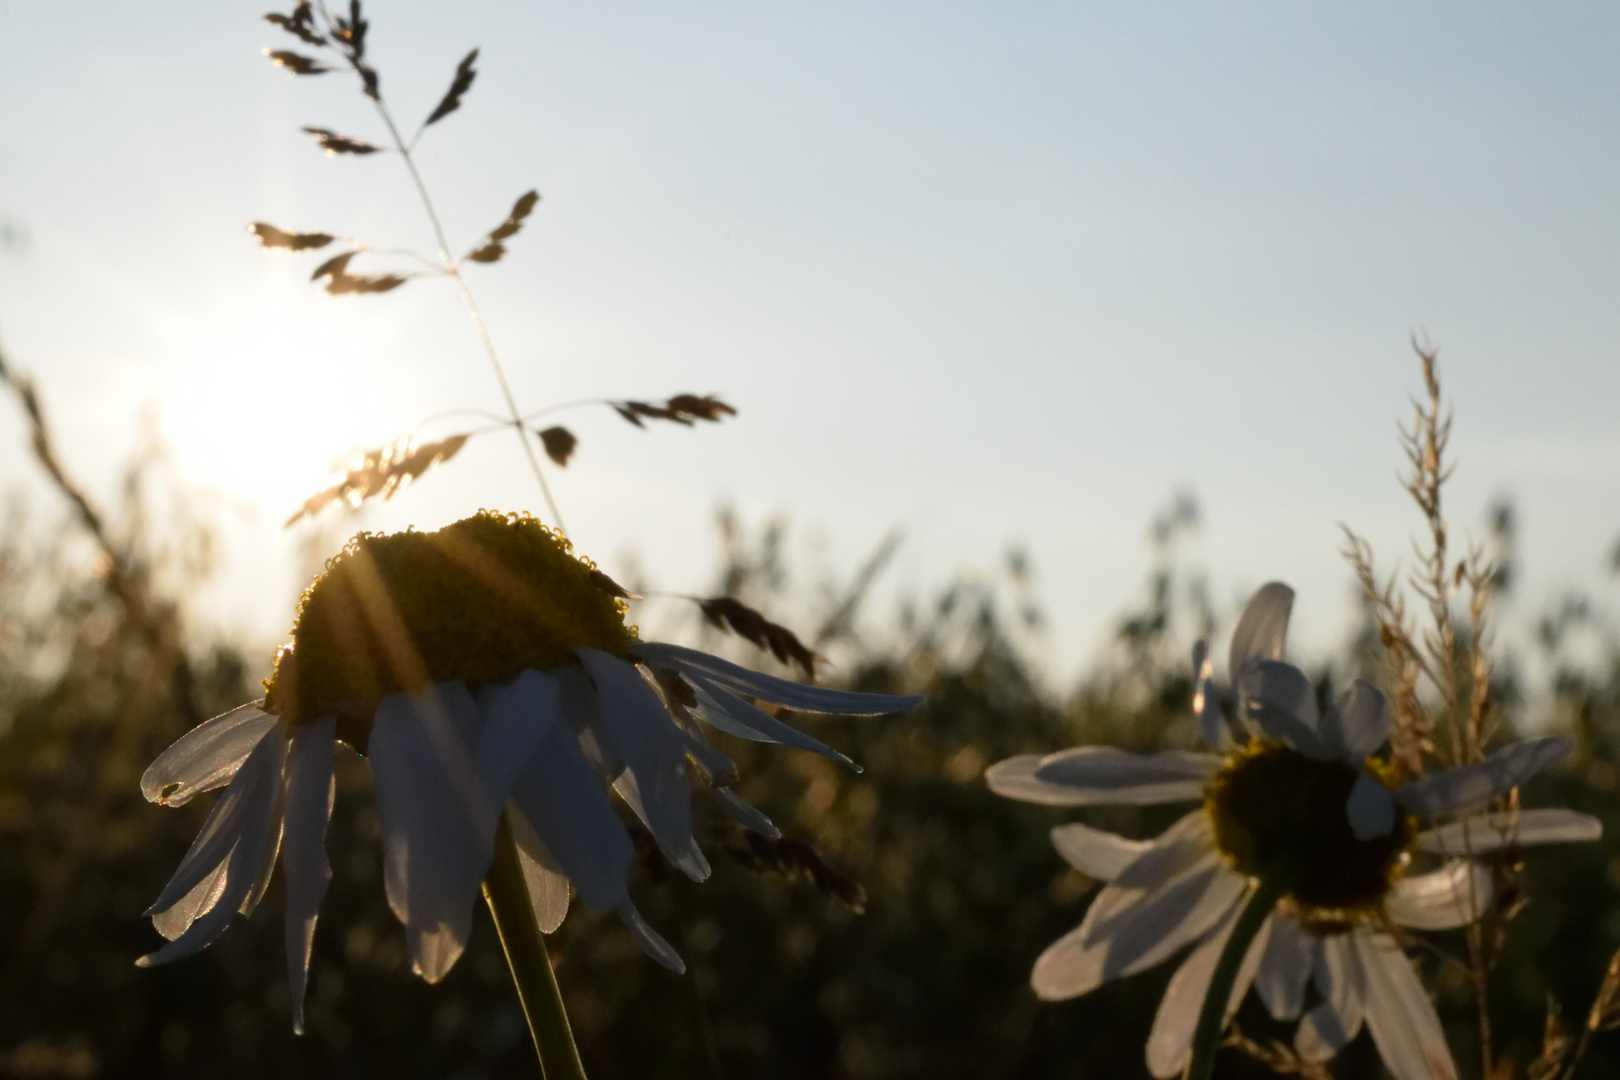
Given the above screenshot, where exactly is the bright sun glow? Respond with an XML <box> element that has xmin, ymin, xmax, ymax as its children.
<box><xmin>165</xmin><ymin>304</ymin><xmax>387</xmax><ymax>517</ymax></box>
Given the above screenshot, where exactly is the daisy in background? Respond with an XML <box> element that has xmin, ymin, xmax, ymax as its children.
<box><xmin>989</xmin><ymin>582</ymin><xmax>1600</xmax><ymax>1080</ymax></box>
<box><xmin>138</xmin><ymin>511</ymin><xmax>921</xmax><ymax>1042</ymax></box>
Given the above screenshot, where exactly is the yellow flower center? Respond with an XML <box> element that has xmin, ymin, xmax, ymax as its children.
<box><xmin>263</xmin><ymin>511</ymin><xmax>633</xmax><ymax>732</ymax></box>
<box><xmin>1205</xmin><ymin>742</ymin><xmax>1414</xmax><ymax>915</ymax></box>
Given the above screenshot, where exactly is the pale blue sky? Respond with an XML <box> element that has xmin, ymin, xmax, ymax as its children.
<box><xmin>2</xmin><ymin>1</ymin><xmax>1618</xmax><ymax>674</ymax></box>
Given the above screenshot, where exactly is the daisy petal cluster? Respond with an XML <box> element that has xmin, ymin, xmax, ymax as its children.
<box><xmin>139</xmin><ymin>512</ymin><xmax>920</xmax><ymax>1031</ymax></box>
<box><xmin>989</xmin><ymin>581</ymin><xmax>1600</xmax><ymax>1080</ymax></box>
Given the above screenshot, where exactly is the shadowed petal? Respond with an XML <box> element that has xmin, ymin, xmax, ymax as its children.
<box><xmin>1321</xmin><ymin>680</ymin><xmax>1392</xmax><ymax>761</ymax></box>
<box><xmin>509</xmin><ymin>808</ymin><xmax>572</xmax><ymax>934</ymax></box>
<box><xmin>1050</xmin><ymin>822</ymin><xmax>1151</xmax><ymax>882</ymax></box>
<box><xmin>282</xmin><ymin>716</ymin><xmax>336</xmax><ymax>1034</ymax></box>
<box><xmin>1395</xmin><ymin>737</ymin><xmax>1573</xmax><ymax>818</ymax></box>
<box><xmin>1228</xmin><ymin>582</ymin><xmax>1294</xmax><ymax>677</ymax></box>
<box><xmin>689</xmin><ymin>676</ymin><xmax>855</xmax><ymax>767</ymax></box>
<box><xmin>1357</xmin><ymin>930</ymin><xmax>1458</xmax><ymax>1080</ymax></box>
<box><xmin>1238</xmin><ymin>660</ymin><xmax>1328</xmax><ymax>758</ymax></box>
<box><xmin>1347</xmin><ymin>771</ymin><xmax>1397</xmax><ymax>840</ymax></box>
<box><xmin>1254</xmin><ymin>915</ymin><xmax>1312</xmax><ymax>1021</ymax></box>
<box><xmin>369</xmin><ymin>685</ymin><xmax>490</xmax><ymax>983</ymax></box>
<box><xmin>1417</xmin><ymin>809</ymin><xmax>1602</xmax><ymax>855</ymax></box>
<box><xmin>615</xmin><ymin>901</ymin><xmax>686</xmax><ymax>974</ymax></box>
<box><xmin>712</xmin><ymin>787</ymin><xmax>780</xmax><ymax>838</ymax></box>
<box><xmin>141</xmin><ymin>701</ymin><xmax>278</xmax><ymax>807</ymax></box>
<box><xmin>509</xmin><ymin>724</ymin><xmax>632</xmax><ymax>913</ymax></box>
<box><xmin>1386</xmin><ymin>862</ymin><xmax>1490</xmax><ymax>931</ymax></box>
<box><xmin>1146</xmin><ymin>905</ymin><xmax>1271</xmax><ymax>1078</ymax></box>
<box><xmin>633</xmin><ymin>641</ymin><xmax>922</xmax><ymax>715</ymax></box>
<box><xmin>577</xmin><ymin>649</ymin><xmax>707</xmax><ymax>882</ymax></box>
<box><xmin>139</xmin><ymin>732</ymin><xmax>286</xmax><ymax>967</ymax></box>
<box><xmin>1296</xmin><ymin>934</ymin><xmax>1365</xmax><ymax>1062</ymax></box>
<box><xmin>1030</xmin><ymin>747</ymin><xmax>1221</xmax><ymax>806</ymax></box>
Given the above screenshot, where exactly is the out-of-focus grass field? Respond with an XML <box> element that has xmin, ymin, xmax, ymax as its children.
<box><xmin>1</xmin><ymin>454</ymin><xmax>1617</xmax><ymax>1079</ymax></box>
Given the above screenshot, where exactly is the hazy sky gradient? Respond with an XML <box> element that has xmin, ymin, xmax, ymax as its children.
<box><xmin>3</xmin><ymin>1</ymin><xmax>1618</xmax><ymax>673</ymax></box>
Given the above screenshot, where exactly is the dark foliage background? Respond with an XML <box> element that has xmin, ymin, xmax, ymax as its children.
<box><xmin>1</xmin><ymin>442</ymin><xmax>1618</xmax><ymax>1080</ymax></box>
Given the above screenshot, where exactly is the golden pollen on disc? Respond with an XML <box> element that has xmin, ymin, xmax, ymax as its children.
<box><xmin>264</xmin><ymin>511</ymin><xmax>633</xmax><ymax>733</ymax></box>
<box><xmin>1205</xmin><ymin>742</ymin><xmax>1415</xmax><ymax>914</ymax></box>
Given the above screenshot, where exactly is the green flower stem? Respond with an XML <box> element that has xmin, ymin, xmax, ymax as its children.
<box><xmin>1187</xmin><ymin>871</ymin><xmax>1292</xmax><ymax>1080</ymax></box>
<box><xmin>483</xmin><ymin>813</ymin><xmax>588</xmax><ymax>1080</ymax></box>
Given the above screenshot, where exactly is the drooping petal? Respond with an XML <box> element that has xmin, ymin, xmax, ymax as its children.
<box><xmin>1195</xmin><ymin>677</ymin><xmax>1232</xmax><ymax>751</ymax></box>
<box><xmin>1027</xmin><ymin>747</ymin><xmax>1221</xmax><ymax>806</ymax></box>
<box><xmin>1254</xmin><ymin>914</ymin><xmax>1312</xmax><ymax>1021</ymax></box>
<box><xmin>508</xmin><ymin>724</ymin><xmax>632</xmax><ymax>913</ymax></box>
<box><xmin>1237</xmin><ymin>660</ymin><xmax>1329</xmax><ymax>759</ymax></box>
<box><xmin>1070</xmin><ymin>814</ymin><xmax>1214</xmax><ymax>954</ymax></box>
<box><xmin>1049</xmin><ymin>822</ymin><xmax>1151</xmax><ymax>882</ymax></box>
<box><xmin>712</xmin><ymin>787</ymin><xmax>781</xmax><ymax>839</ymax></box>
<box><xmin>475</xmin><ymin>671</ymin><xmax>563</xmax><ymax>819</ymax></box>
<box><xmin>633</xmin><ymin>641</ymin><xmax>922</xmax><ymax>715</ymax></box>
<box><xmin>1228</xmin><ymin>582</ymin><xmax>1294</xmax><ymax>677</ymax></box>
<box><xmin>615</xmin><ymin>901</ymin><xmax>686</xmax><ymax>974</ymax></box>
<box><xmin>1395</xmin><ymin>737</ymin><xmax>1573</xmax><ymax>818</ymax></box>
<box><xmin>576</xmin><ymin>649</ymin><xmax>707</xmax><ymax>882</ymax></box>
<box><xmin>1356</xmin><ymin>930</ymin><xmax>1458</xmax><ymax>1080</ymax></box>
<box><xmin>508</xmin><ymin>808</ymin><xmax>572</xmax><ymax>934</ymax></box>
<box><xmin>1295</xmin><ymin>933</ymin><xmax>1366</xmax><ymax>1062</ymax></box>
<box><xmin>141</xmin><ymin>701</ymin><xmax>278</xmax><ymax>807</ymax></box>
<box><xmin>139</xmin><ymin>731</ymin><xmax>287</xmax><ymax>967</ymax></box>
<box><xmin>689</xmin><ymin>676</ymin><xmax>856</xmax><ymax>768</ymax></box>
<box><xmin>1346</xmin><ymin>771</ymin><xmax>1397</xmax><ymax>840</ymax></box>
<box><xmin>1032</xmin><ymin>856</ymin><xmax>1246</xmax><ymax>1000</ymax></box>
<box><xmin>1417</xmin><ymin>808</ymin><xmax>1603</xmax><ymax>856</ymax></box>
<box><xmin>1386</xmin><ymin>861</ymin><xmax>1491</xmax><ymax>931</ymax></box>
<box><xmin>282</xmin><ymin>716</ymin><xmax>337</xmax><ymax>1034</ymax></box>
<box><xmin>152</xmin><ymin>863</ymin><xmax>228</xmax><ymax>942</ymax></box>
<box><xmin>368</xmin><ymin>684</ymin><xmax>491</xmax><ymax>983</ymax></box>
<box><xmin>1320</xmin><ymin>680</ymin><xmax>1392</xmax><ymax>761</ymax></box>
<box><xmin>1146</xmin><ymin>904</ymin><xmax>1272</xmax><ymax>1079</ymax></box>
<box><xmin>145</xmin><ymin>722</ymin><xmax>287</xmax><ymax>917</ymax></box>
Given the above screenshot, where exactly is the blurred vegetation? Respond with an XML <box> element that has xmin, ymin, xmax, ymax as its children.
<box><xmin>3</xmin><ymin>371</ymin><xmax>1620</xmax><ymax>1080</ymax></box>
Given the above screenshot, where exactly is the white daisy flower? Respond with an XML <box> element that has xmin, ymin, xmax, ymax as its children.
<box><xmin>138</xmin><ymin>511</ymin><xmax>920</xmax><ymax>1032</ymax></box>
<box><xmin>989</xmin><ymin>581</ymin><xmax>1600</xmax><ymax>1080</ymax></box>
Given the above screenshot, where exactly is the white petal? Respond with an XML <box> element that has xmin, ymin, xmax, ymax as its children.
<box><xmin>712</xmin><ymin>787</ymin><xmax>781</xmax><ymax>839</ymax></box>
<box><xmin>1028</xmin><ymin>747</ymin><xmax>1221</xmax><ymax>806</ymax></box>
<box><xmin>1347</xmin><ymin>772</ymin><xmax>1397</xmax><ymax>840</ymax></box>
<box><xmin>139</xmin><ymin>732</ymin><xmax>286</xmax><ymax>967</ymax></box>
<box><xmin>509</xmin><ymin>808</ymin><xmax>572</xmax><ymax>934</ymax></box>
<box><xmin>1357</xmin><ymin>930</ymin><xmax>1458</xmax><ymax>1080</ymax></box>
<box><xmin>1320</xmin><ymin>680</ymin><xmax>1392</xmax><ymax>761</ymax></box>
<box><xmin>1386</xmin><ymin>862</ymin><xmax>1491</xmax><ymax>930</ymax></box>
<box><xmin>1295</xmin><ymin>933</ymin><xmax>1366</xmax><ymax>1062</ymax></box>
<box><xmin>1237</xmin><ymin>660</ymin><xmax>1329</xmax><ymax>758</ymax></box>
<box><xmin>1228</xmin><ymin>582</ymin><xmax>1294</xmax><ymax>676</ymax></box>
<box><xmin>1049</xmin><ymin>822</ymin><xmax>1151</xmax><ymax>881</ymax></box>
<box><xmin>615</xmin><ymin>901</ymin><xmax>686</xmax><ymax>974</ymax></box>
<box><xmin>368</xmin><ymin>685</ymin><xmax>491</xmax><ymax>983</ymax></box>
<box><xmin>1072</xmin><ymin>813</ymin><xmax>1214</xmax><ymax>934</ymax></box>
<box><xmin>141</xmin><ymin>701</ymin><xmax>278</xmax><ymax>806</ymax></box>
<box><xmin>475</xmin><ymin>671</ymin><xmax>563</xmax><ymax>824</ymax></box>
<box><xmin>509</xmin><ymin>724</ymin><xmax>632</xmax><ymax>912</ymax></box>
<box><xmin>1417</xmin><ymin>808</ymin><xmax>1602</xmax><ymax>855</ymax></box>
<box><xmin>238</xmin><ymin>808</ymin><xmax>285</xmax><ymax>919</ymax></box>
<box><xmin>1254</xmin><ymin>914</ymin><xmax>1312</xmax><ymax>1021</ymax></box>
<box><xmin>690</xmin><ymin>677</ymin><xmax>856</xmax><ymax>768</ymax></box>
<box><xmin>985</xmin><ymin>755</ymin><xmax>1095</xmax><ymax>806</ymax></box>
<box><xmin>633</xmin><ymin>640</ymin><xmax>923</xmax><ymax>715</ymax></box>
<box><xmin>1146</xmin><ymin>904</ymin><xmax>1271</xmax><ymax>1078</ymax></box>
<box><xmin>1395</xmin><ymin>737</ymin><xmax>1573</xmax><ymax>818</ymax></box>
<box><xmin>577</xmin><ymin>649</ymin><xmax>706</xmax><ymax>882</ymax></box>
<box><xmin>1032</xmin><ymin>858</ymin><xmax>1246</xmax><ymax>1000</ymax></box>
<box><xmin>145</xmin><ymin>723</ymin><xmax>287</xmax><ymax>916</ymax></box>
<box><xmin>152</xmin><ymin>862</ymin><xmax>228</xmax><ymax>942</ymax></box>
<box><xmin>282</xmin><ymin>716</ymin><xmax>336</xmax><ymax>1034</ymax></box>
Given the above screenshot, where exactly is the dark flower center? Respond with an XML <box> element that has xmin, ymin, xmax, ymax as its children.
<box><xmin>263</xmin><ymin>511</ymin><xmax>632</xmax><ymax>730</ymax></box>
<box><xmin>1206</xmin><ymin>743</ymin><xmax>1413</xmax><ymax>913</ymax></box>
